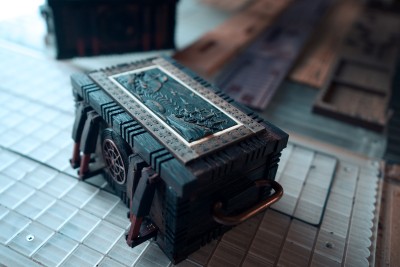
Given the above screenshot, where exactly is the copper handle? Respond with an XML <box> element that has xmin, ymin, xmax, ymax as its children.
<box><xmin>213</xmin><ymin>180</ymin><xmax>283</xmax><ymax>226</ymax></box>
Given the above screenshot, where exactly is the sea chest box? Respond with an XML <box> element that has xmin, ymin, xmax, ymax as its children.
<box><xmin>41</xmin><ymin>0</ymin><xmax>178</xmax><ymax>59</ymax></box>
<box><xmin>70</xmin><ymin>56</ymin><xmax>288</xmax><ymax>263</ymax></box>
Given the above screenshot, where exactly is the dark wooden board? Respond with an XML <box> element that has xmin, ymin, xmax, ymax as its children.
<box><xmin>313</xmin><ymin>9</ymin><xmax>400</xmax><ymax>132</ymax></box>
<box><xmin>201</xmin><ymin>0</ymin><xmax>255</xmax><ymax>12</ymax></box>
<box><xmin>314</xmin><ymin>80</ymin><xmax>388</xmax><ymax>131</ymax></box>
<box><xmin>376</xmin><ymin>176</ymin><xmax>400</xmax><ymax>267</ymax></box>
<box><xmin>173</xmin><ymin>0</ymin><xmax>292</xmax><ymax>79</ymax></box>
<box><xmin>215</xmin><ymin>0</ymin><xmax>333</xmax><ymax>110</ymax></box>
<box><xmin>289</xmin><ymin>0</ymin><xmax>363</xmax><ymax>88</ymax></box>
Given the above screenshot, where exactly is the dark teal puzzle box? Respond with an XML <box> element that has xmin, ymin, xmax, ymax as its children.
<box><xmin>69</xmin><ymin>56</ymin><xmax>288</xmax><ymax>263</ymax></box>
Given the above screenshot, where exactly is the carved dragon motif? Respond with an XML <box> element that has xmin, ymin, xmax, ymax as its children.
<box><xmin>115</xmin><ymin>68</ymin><xmax>237</xmax><ymax>142</ymax></box>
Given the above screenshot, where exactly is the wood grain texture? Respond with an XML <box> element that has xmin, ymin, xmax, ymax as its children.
<box><xmin>289</xmin><ymin>0</ymin><xmax>363</xmax><ymax>88</ymax></box>
<box><xmin>386</xmin><ymin>164</ymin><xmax>400</xmax><ymax>182</ymax></box>
<box><xmin>313</xmin><ymin>9</ymin><xmax>400</xmax><ymax>132</ymax></box>
<box><xmin>201</xmin><ymin>0</ymin><xmax>254</xmax><ymax>12</ymax></box>
<box><xmin>389</xmin><ymin>185</ymin><xmax>400</xmax><ymax>266</ymax></box>
<box><xmin>173</xmin><ymin>0</ymin><xmax>292</xmax><ymax>79</ymax></box>
<box><xmin>215</xmin><ymin>0</ymin><xmax>333</xmax><ymax>110</ymax></box>
<box><xmin>377</xmin><ymin>179</ymin><xmax>400</xmax><ymax>267</ymax></box>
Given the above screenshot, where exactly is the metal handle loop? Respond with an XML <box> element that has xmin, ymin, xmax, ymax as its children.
<box><xmin>213</xmin><ymin>180</ymin><xmax>283</xmax><ymax>226</ymax></box>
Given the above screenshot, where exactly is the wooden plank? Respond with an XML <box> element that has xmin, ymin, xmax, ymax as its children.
<box><xmin>245</xmin><ymin>210</ymin><xmax>291</xmax><ymax>265</ymax></box>
<box><xmin>273</xmin><ymin>145</ymin><xmax>337</xmax><ymax>226</ymax></box>
<box><xmin>220</xmin><ymin>213</ymin><xmax>263</xmax><ymax>252</ymax></box>
<box><xmin>313</xmin><ymin>72</ymin><xmax>389</xmax><ymax>132</ymax></box>
<box><xmin>289</xmin><ymin>0</ymin><xmax>363</xmax><ymax>88</ymax></box>
<box><xmin>386</xmin><ymin>164</ymin><xmax>400</xmax><ymax>182</ymax></box>
<box><xmin>201</xmin><ymin>0</ymin><xmax>254</xmax><ymax>12</ymax></box>
<box><xmin>387</xmin><ymin>183</ymin><xmax>400</xmax><ymax>266</ymax></box>
<box><xmin>215</xmin><ymin>0</ymin><xmax>333</xmax><ymax>110</ymax></box>
<box><xmin>376</xmin><ymin>179</ymin><xmax>400</xmax><ymax>267</ymax></box>
<box><xmin>187</xmin><ymin>240</ymin><xmax>219</xmax><ymax>266</ymax></box>
<box><xmin>276</xmin><ymin>220</ymin><xmax>317</xmax><ymax>266</ymax></box>
<box><xmin>314</xmin><ymin>230</ymin><xmax>346</xmax><ymax>264</ymax></box>
<box><xmin>313</xmin><ymin>9</ymin><xmax>400</xmax><ymax>132</ymax></box>
<box><xmin>272</xmin><ymin>147</ymin><xmax>314</xmax><ymax>216</ymax></box>
<box><xmin>207</xmin><ymin>242</ymin><xmax>245</xmax><ymax>267</ymax></box>
<box><xmin>173</xmin><ymin>0</ymin><xmax>292</xmax><ymax>78</ymax></box>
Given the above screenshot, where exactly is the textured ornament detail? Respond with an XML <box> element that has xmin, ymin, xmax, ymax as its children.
<box><xmin>89</xmin><ymin>59</ymin><xmax>265</xmax><ymax>164</ymax></box>
<box><xmin>114</xmin><ymin>68</ymin><xmax>237</xmax><ymax>143</ymax></box>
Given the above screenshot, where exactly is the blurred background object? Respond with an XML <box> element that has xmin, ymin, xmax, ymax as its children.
<box><xmin>40</xmin><ymin>0</ymin><xmax>179</xmax><ymax>59</ymax></box>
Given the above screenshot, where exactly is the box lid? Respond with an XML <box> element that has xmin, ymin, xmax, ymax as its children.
<box><xmin>88</xmin><ymin>57</ymin><xmax>268</xmax><ymax>164</ymax></box>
